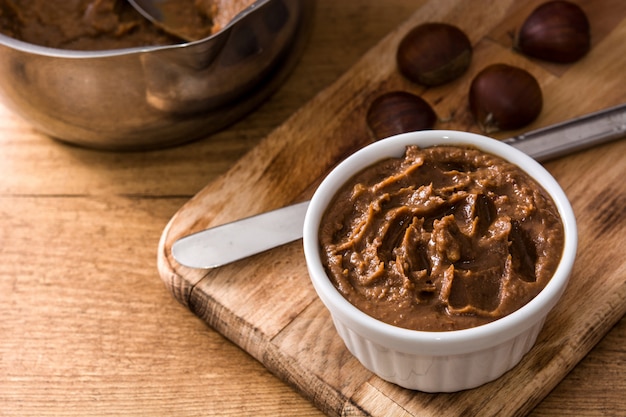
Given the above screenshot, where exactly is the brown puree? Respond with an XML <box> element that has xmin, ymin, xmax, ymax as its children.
<box><xmin>0</xmin><ymin>0</ymin><xmax>254</xmax><ymax>50</ymax></box>
<box><xmin>319</xmin><ymin>145</ymin><xmax>565</xmax><ymax>331</ymax></box>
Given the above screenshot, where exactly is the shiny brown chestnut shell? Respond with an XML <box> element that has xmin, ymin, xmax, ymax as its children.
<box><xmin>397</xmin><ymin>22</ymin><xmax>472</xmax><ymax>86</ymax></box>
<box><xmin>366</xmin><ymin>91</ymin><xmax>437</xmax><ymax>140</ymax></box>
<box><xmin>469</xmin><ymin>64</ymin><xmax>543</xmax><ymax>133</ymax></box>
<box><xmin>515</xmin><ymin>1</ymin><xmax>591</xmax><ymax>63</ymax></box>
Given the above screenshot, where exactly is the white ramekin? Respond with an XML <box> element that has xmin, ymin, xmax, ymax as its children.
<box><xmin>303</xmin><ymin>130</ymin><xmax>577</xmax><ymax>392</ymax></box>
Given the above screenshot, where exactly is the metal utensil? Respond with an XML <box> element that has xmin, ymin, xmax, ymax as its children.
<box><xmin>172</xmin><ymin>201</ymin><xmax>310</xmax><ymax>269</ymax></box>
<box><xmin>128</xmin><ymin>0</ymin><xmax>204</xmax><ymax>41</ymax></box>
<box><xmin>128</xmin><ymin>0</ymin><xmax>265</xmax><ymax>42</ymax></box>
<box><xmin>172</xmin><ymin>103</ymin><xmax>626</xmax><ymax>269</ymax></box>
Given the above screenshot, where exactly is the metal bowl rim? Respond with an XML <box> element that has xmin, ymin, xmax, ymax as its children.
<box><xmin>0</xmin><ymin>0</ymin><xmax>273</xmax><ymax>58</ymax></box>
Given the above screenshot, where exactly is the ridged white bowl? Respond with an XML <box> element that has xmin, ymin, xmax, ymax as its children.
<box><xmin>303</xmin><ymin>130</ymin><xmax>577</xmax><ymax>392</ymax></box>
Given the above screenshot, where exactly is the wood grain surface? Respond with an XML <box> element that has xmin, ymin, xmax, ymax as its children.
<box><xmin>1</xmin><ymin>1</ymin><xmax>624</xmax><ymax>416</ymax></box>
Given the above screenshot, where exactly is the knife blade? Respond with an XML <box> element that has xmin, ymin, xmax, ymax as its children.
<box><xmin>171</xmin><ymin>200</ymin><xmax>310</xmax><ymax>269</ymax></box>
<box><xmin>172</xmin><ymin>103</ymin><xmax>626</xmax><ymax>269</ymax></box>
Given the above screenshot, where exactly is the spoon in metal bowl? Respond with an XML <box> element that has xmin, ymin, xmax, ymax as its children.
<box><xmin>128</xmin><ymin>0</ymin><xmax>213</xmax><ymax>41</ymax></box>
<box><xmin>128</xmin><ymin>0</ymin><xmax>263</xmax><ymax>42</ymax></box>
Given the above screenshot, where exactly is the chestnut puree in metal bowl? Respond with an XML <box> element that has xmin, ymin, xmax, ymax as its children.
<box><xmin>0</xmin><ymin>0</ymin><xmax>253</xmax><ymax>49</ymax></box>
<box><xmin>319</xmin><ymin>145</ymin><xmax>565</xmax><ymax>331</ymax></box>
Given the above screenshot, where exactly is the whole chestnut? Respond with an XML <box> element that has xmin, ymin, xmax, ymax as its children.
<box><xmin>366</xmin><ymin>91</ymin><xmax>437</xmax><ymax>140</ymax></box>
<box><xmin>397</xmin><ymin>22</ymin><xmax>472</xmax><ymax>86</ymax></box>
<box><xmin>469</xmin><ymin>64</ymin><xmax>543</xmax><ymax>133</ymax></box>
<box><xmin>515</xmin><ymin>1</ymin><xmax>591</xmax><ymax>63</ymax></box>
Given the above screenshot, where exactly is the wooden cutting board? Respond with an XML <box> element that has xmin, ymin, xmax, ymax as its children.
<box><xmin>157</xmin><ymin>1</ymin><xmax>626</xmax><ymax>415</ymax></box>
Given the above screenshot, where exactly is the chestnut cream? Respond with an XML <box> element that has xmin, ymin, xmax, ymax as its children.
<box><xmin>319</xmin><ymin>145</ymin><xmax>564</xmax><ymax>331</ymax></box>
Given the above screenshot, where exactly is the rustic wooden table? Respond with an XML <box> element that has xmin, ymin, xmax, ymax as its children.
<box><xmin>0</xmin><ymin>1</ymin><xmax>624</xmax><ymax>416</ymax></box>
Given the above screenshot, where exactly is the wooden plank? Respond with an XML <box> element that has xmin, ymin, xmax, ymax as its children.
<box><xmin>157</xmin><ymin>0</ymin><xmax>626</xmax><ymax>415</ymax></box>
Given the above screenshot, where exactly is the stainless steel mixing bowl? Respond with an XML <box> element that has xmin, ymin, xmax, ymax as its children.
<box><xmin>0</xmin><ymin>0</ymin><xmax>314</xmax><ymax>150</ymax></box>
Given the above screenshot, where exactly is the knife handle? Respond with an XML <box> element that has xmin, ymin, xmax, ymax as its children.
<box><xmin>503</xmin><ymin>102</ymin><xmax>626</xmax><ymax>161</ymax></box>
